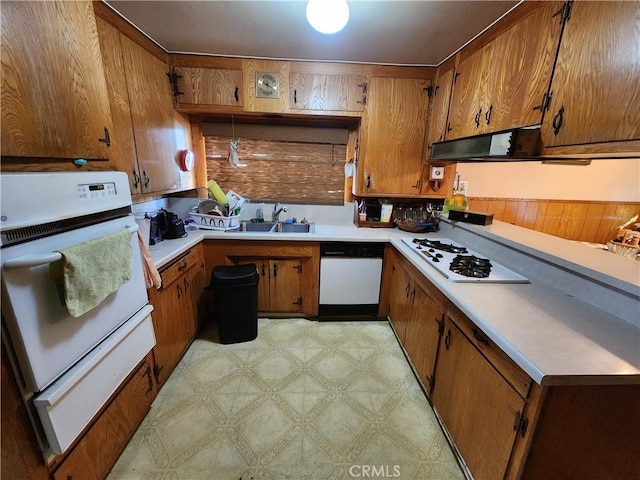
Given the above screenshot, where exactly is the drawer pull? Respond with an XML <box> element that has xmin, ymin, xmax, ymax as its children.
<box><xmin>177</xmin><ymin>261</ymin><xmax>188</xmax><ymax>272</ymax></box>
<box><xmin>472</xmin><ymin>328</ymin><xmax>490</xmax><ymax>346</ymax></box>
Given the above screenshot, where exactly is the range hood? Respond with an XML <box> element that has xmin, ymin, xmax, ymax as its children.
<box><xmin>430</xmin><ymin>126</ymin><xmax>541</xmax><ymax>162</ymax></box>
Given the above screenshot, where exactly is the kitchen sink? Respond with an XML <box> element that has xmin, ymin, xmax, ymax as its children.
<box><xmin>236</xmin><ymin>221</ymin><xmax>314</xmax><ymax>234</ymax></box>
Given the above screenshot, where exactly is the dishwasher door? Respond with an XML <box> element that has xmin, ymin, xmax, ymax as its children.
<box><xmin>318</xmin><ymin>242</ymin><xmax>384</xmax><ymax>318</ymax></box>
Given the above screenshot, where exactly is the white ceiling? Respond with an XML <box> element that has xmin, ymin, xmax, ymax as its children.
<box><xmin>105</xmin><ymin>0</ymin><xmax>520</xmax><ymax>66</ymax></box>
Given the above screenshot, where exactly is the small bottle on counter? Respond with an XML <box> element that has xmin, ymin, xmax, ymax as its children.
<box><xmin>255</xmin><ymin>204</ymin><xmax>264</xmax><ymax>222</ymax></box>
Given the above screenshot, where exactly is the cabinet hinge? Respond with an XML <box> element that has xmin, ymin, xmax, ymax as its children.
<box><xmin>533</xmin><ymin>91</ymin><xmax>552</xmax><ymax>112</ymax></box>
<box><xmin>153</xmin><ymin>364</ymin><xmax>164</xmax><ymax>382</ymax></box>
<box><xmin>553</xmin><ymin>1</ymin><xmax>573</xmax><ymax>23</ymax></box>
<box><xmin>293</xmin><ymin>297</ymin><xmax>303</xmax><ymax>306</ymax></box>
<box><xmin>437</xmin><ymin>315</ymin><xmax>445</xmax><ymax>335</ymax></box>
<box><xmin>293</xmin><ymin>264</ymin><xmax>303</xmax><ymax>274</ymax></box>
<box><xmin>166</xmin><ymin>68</ymin><xmax>184</xmax><ymax>99</ymax></box>
<box><xmin>512</xmin><ymin>410</ymin><xmax>529</xmax><ymax>437</ymax></box>
<box><xmin>425</xmin><ymin>85</ymin><xmax>439</xmax><ymax>98</ymax></box>
<box><xmin>357</xmin><ymin>82</ymin><xmax>368</xmax><ymax>106</ymax></box>
<box><xmin>426</xmin><ymin>374</ymin><xmax>435</xmax><ymax>394</ymax></box>
<box><xmin>98</xmin><ymin>127</ymin><xmax>111</xmax><ymax>147</ymax></box>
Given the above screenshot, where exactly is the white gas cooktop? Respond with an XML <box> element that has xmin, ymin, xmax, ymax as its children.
<box><xmin>401</xmin><ymin>237</ymin><xmax>529</xmax><ymax>283</ymax></box>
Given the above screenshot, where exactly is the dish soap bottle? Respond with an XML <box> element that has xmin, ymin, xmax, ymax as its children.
<box><xmin>255</xmin><ymin>203</ymin><xmax>264</xmax><ymax>222</ymax></box>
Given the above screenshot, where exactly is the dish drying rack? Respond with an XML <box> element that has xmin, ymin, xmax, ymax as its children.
<box><xmin>190</xmin><ymin>187</ymin><xmax>247</xmax><ymax>231</ymax></box>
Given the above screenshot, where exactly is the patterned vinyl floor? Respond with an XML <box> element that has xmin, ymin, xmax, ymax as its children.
<box><xmin>107</xmin><ymin>318</ymin><xmax>464</xmax><ymax>480</ymax></box>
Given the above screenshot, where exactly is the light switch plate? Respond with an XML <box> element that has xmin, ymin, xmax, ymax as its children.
<box><xmin>430</xmin><ymin>166</ymin><xmax>445</xmax><ymax>180</ymax></box>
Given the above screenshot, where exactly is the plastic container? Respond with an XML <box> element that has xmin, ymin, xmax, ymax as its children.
<box><xmin>210</xmin><ymin>264</ymin><xmax>259</xmax><ymax>344</ymax></box>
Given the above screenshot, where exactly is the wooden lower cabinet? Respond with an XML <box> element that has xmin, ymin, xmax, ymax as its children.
<box><xmin>203</xmin><ymin>240</ymin><xmax>319</xmax><ymax>317</ymax></box>
<box><xmin>51</xmin><ymin>353</ymin><xmax>156</xmax><ymax>480</ymax></box>
<box><xmin>149</xmin><ymin>244</ymin><xmax>205</xmax><ymax>387</ymax></box>
<box><xmin>432</xmin><ymin>316</ymin><xmax>525</xmax><ymax>480</ymax></box>
<box><xmin>383</xmin><ymin>245</ymin><xmax>640</xmax><ymax>479</ymax></box>
<box><xmin>381</xmin><ymin>246</ymin><xmax>444</xmax><ymax>392</ymax></box>
<box><xmin>240</xmin><ymin>258</ymin><xmax>303</xmax><ymax>313</ymax></box>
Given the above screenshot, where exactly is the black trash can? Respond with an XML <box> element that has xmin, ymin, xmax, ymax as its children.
<box><xmin>210</xmin><ymin>263</ymin><xmax>259</xmax><ymax>344</ymax></box>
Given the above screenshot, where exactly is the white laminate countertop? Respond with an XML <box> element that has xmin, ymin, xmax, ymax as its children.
<box><xmin>147</xmin><ymin>220</ymin><xmax>640</xmax><ymax>387</ymax></box>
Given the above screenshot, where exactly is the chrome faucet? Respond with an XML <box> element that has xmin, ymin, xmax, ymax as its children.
<box><xmin>272</xmin><ymin>203</ymin><xmax>288</xmax><ymax>222</ymax></box>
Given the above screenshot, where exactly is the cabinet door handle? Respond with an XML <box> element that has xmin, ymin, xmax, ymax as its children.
<box><xmin>552</xmin><ymin>106</ymin><xmax>565</xmax><ymax>135</ymax></box>
<box><xmin>133</xmin><ymin>170</ymin><xmax>141</xmax><ymax>188</ymax></box>
<box><xmin>234</xmin><ymin>86</ymin><xmax>239</xmax><ymax>102</ymax></box>
<box><xmin>184</xmin><ymin>278</ymin><xmax>189</xmax><ymax>291</ymax></box>
<box><xmin>474</xmin><ymin>108</ymin><xmax>482</xmax><ymax>128</ymax></box>
<box><xmin>446</xmin><ymin>123</ymin><xmax>452</xmax><ymax>133</ymax></box>
<box><xmin>143</xmin><ymin>170</ymin><xmax>150</xmax><ymax>188</ymax></box>
<box><xmin>444</xmin><ymin>329</ymin><xmax>451</xmax><ymax>350</ymax></box>
<box><xmin>366</xmin><ymin>175</ymin><xmax>371</xmax><ymax>189</ymax></box>
<box><xmin>98</xmin><ymin>127</ymin><xmax>111</xmax><ymax>147</ymax></box>
<box><xmin>261</xmin><ymin>263</ymin><xmax>266</xmax><ymax>276</ymax></box>
<box><xmin>472</xmin><ymin>328</ymin><xmax>490</xmax><ymax>346</ymax></box>
<box><xmin>273</xmin><ymin>263</ymin><xmax>278</xmax><ymax>277</ymax></box>
<box><xmin>153</xmin><ymin>364</ymin><xmax>164</xmax><ymax>382</ymax></box>
<box><xmin>405</xmin><ymin>282</ymin><xmax>410</xmax><ymax>298</ymax></box>
<box><xmin>410</xmin><ymin>288</ymin><xmax>416</xmax><ymax>303</ymax></box>
<box><xmin>484</xmin><ymin>105</ymin><xmax>493</xmax><ymax>125</ymax></box>
<box><xmin>294</xmin><ymin>89</ymin><xmax>297</xmax><ymax>104</ymax></box>
<box><xmin>177</xmin><ymin>283</ymin><xmax>182</xmax><ymax>298</ymax></box>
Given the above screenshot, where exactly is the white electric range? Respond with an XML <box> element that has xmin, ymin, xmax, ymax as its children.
<box><xmin>401</xmin><ymin>237</ymin><xmax>529</xmax><ymax>283</ymax></box>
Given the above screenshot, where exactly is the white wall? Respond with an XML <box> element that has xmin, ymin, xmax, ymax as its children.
<box><xmin>456</xmin><ymin>158</ymin><xmax>640</xmax><ymax>202</ymax></box>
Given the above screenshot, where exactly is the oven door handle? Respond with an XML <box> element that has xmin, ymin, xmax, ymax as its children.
<box><xmin>2</xmin><ymin>225</ymin><xmax>139</xmax><ymax>270</ymax></box>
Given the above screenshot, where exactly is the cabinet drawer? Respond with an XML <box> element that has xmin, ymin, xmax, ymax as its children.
<box><xmin>160</xmin><ymin>246</ymin><xmax>204</xmax><ymax>289</ymax></box>
<box><xmin>448</xmin><ymin>305</ymin><xmax>532</xmax><ymax>399</ymax></box>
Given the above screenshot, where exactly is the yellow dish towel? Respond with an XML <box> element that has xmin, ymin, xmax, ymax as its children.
<box><xmin>49</xmin><ymin>229</ymin><xmax>133</xmax><ymax>318</ymax></box>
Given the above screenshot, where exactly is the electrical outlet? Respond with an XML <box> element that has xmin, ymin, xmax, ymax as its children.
<box><xmin>458</xmin><ymin>181</ymin><xmax>469</xmax><ymax>195</ymax></box>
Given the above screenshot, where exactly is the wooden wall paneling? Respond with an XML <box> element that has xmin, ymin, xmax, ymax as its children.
<box><xmin>562</xmin><ymin>203</ymin><xmax>590</xmax><ymax>241</ymax></box>
<box><xmin>520</xmin><ymin>201</ymin><xmax>540</xmax><ymax>230</ymax></box>
<box><xmin>463</xmin><ymin>198</ymin><xmax>640</xmax><ymax>243</ymax></box>
<box><xmin>578</xmin><ymin>203</ymin><xmax>607</xmax><ymax>243</ymax></box>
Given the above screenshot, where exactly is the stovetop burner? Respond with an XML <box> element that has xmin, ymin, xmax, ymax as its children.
<box><xmin>401</xmin><ymin>237</ymin><xmax>529</xmax><ymax>283</ymax></box>
<box><xmin>449</xmin><ymin>255</ymin><xmax>492</xmax><ymax>278</ymax></box>
<box><xmin>412</xmin><ymin>238</ymin><xmax>468</xmax><ymax>254</ymax></box>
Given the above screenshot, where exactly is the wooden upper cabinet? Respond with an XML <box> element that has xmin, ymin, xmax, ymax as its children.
<box><xmin>357</xmin><ymin>77</ymin><xmax>429</xmax><ymax>195</ymax></box>
<box><xmin>289</xmin><ymin>73</ymin><xmax>366</xmax><ymax>113</ymax></box>
<box><xmin>243</xmin><ymin>58</ymin><xmax>290</xmax><ymax>113</ymax></box>
<box><xmin>447</xmin><ymin>41</ymin><xmax>495</xmax><ymax>139</ymax></box>
<box><xmin>426</xmin><ymin>67</ymin><xmax>455</xmax><ymax>148</ymax></box>
<box><xmin>486</xmin><ymin>1</ymin><xmax>564</xmax><ymax>133</ymax></box>
<box><xmin>447</xmin><ymin>1</ymin><xmax>564</xmax><ymax>139</ymax></box>
<box><xmin>95</xmin><ymin>17</ymin><xmax>139</xmax><ymax>194</ymax></box>
<box><xmin>542</xmin><ymin>1</ymin><xmax>640</xmax><ymax>147</ymax></box>
<box><xmin>1</xmin><ymin>0</ymin><xmax>113</xmax><ymax>160</ymax></box>
<box><xmin>173</xmin><ymin>66</ymin><xmax>243</xmax><ymax>106</ymax></box>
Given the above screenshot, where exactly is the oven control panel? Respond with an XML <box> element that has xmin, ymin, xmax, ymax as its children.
<box><xmin>77</xmin><ymin>182</ymin><xmax>117</xmax><ymax>200</ymax></box>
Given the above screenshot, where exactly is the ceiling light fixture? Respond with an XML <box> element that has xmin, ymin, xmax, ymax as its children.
<box><xmin>306</xmin><ymin>0</ymin><xmax>350</xmax><ymax>34</ymax></box>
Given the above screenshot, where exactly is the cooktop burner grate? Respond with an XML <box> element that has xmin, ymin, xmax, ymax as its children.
<box><xmin>449</xmin><ymin>254</ymin><xmax>492</xmax><ymax>278</ymax></box>
<box><xmin>412</xmin><ymin>238</ymin><xmax>468</xmax><ymax>254</ymax></box>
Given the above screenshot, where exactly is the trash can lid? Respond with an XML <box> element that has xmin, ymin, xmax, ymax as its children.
<box><xmin>211</xmin><ymin>263</ymin><xmax>259</xmax><ymax>287</ymax></box>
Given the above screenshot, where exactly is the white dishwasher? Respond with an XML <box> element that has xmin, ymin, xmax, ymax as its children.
<box><xmin>318</xmin><ymin>242</ymin><xmax>385</xmax><ymax>318</ymax></box>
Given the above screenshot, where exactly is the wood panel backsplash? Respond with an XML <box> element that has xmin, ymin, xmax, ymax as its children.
<box><xmin>466</xmin><ymin>198</ymin><xmax>640</xmax><ymax>244</ymax></box>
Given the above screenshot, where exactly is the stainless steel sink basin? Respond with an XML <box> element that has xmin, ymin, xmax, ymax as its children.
<box><xmin>239</xmin><ymin>222</ymin><xmax>278</xmax><ymax>232</ymax></box>
<box><xmin>236</xmin><ymin>221</ymin><xmax>314</xmax><ymax>233</ymax></box>
<box><xmin>279</xmin><ymin>223</ymin><xmax>313</xmax><ymax>233</ymax></box>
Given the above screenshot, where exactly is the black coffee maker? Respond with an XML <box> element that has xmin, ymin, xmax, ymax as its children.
<box><xmin>149</xmin><ymin>209</ymin><xmax>186</xmax><ymax>244</ymax></box>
